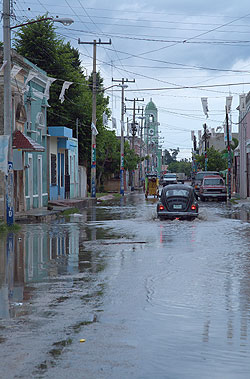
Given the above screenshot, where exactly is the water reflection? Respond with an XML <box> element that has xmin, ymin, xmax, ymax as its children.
<box><xmin>0</xmin><ymin>204</ymin><xmax>117</xmax><ymax>320</ymax></box>
<box><xmin>0</xmin><ymin>223</ymin><xmax>81</xmax><ymax>319</ymax></box>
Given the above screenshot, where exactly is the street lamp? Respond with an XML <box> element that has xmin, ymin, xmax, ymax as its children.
<box><xmin>10</xmin><ymin>17</ymin><xmax>74</xmax><ymax>30</ymax></box>
<box><xmin>3</xmin><ymin>0</ymin><xmax>74</xmax><ymax>225</ymax></box>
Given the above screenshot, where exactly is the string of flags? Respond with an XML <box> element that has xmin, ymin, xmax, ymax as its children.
<box><xmin>91</xmin><ymin>122</ymin><xmax>98</xmax><ymax>136</ymax></box>
<box><xmin>59</xmin><ymin>81</ymin><xmax>73</xmax><ymax>103</ymax></box>
<box><xmin>201</xmin><ymin>97</ymin><xmax>209</xmax><ymax>118</ymax></box>
<box><xmin>9</xmin><ymin>64</ymin><xmax>73</xmax><ymax>104</ymax></box>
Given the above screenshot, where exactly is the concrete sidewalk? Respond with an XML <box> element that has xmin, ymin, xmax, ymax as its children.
<box><xmin>230</xmin><ymin>196</ymin><xmax>250</xmax><ymax>210</ymax></box>
<box><xmin>14</xmin><ymin>197</ymin><xmax>96</xmax><ymax>223</ymax></box>
<box><xmin>3</xmin><ymin>190</ymin><xmax>137</xmax><ymax>224</ymax></box>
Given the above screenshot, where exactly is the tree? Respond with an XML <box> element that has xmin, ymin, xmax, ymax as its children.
<box><xmin>163</xmin><ymin>148</ymin><xmax>180</xmax><ymax>164</ymax></box>
<box><xmin>231</xmin><ymin>137</ymin><xmax>239</xmax><ymax>151</ymax></box>
<box><xmin>195</xmin><ymin>147</ymin><xmax>227</xmax><ymax>171</ymax></box>
<box><xmin>168</xmin><ymin>159</ymin><xmax>192</xmax><ymax>177</ymax></box>
<box><xmin>124</xmin><ymin>141</ymin><xmax>140</xmax><ymax>172</ymax></box>
<box><xmin>222</xmin><ymin>137</ymin><xmax>239</xmax><ymax>160</ymax></box>
<box><xmin>96</xmin><ymin>128</ymin><xmax>120</xmax><ymax>190</ymax></box>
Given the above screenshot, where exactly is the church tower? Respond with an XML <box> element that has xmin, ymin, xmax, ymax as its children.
<box><xmin>144</xmin><ymin>98</ymin><xmax>162</xmax><ymax>174</ymax></box>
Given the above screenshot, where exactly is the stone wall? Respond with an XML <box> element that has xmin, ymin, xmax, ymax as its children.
<box><xmin>103</xmin><ymin>179</ymin><xmax>120</xmax><ymax>192</ymax></box>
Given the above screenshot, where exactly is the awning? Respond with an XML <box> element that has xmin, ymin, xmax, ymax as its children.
<box><xmin>12</xmin><ymin>130</ymin><xmax>45</xmax><ymax>152</ymax></box>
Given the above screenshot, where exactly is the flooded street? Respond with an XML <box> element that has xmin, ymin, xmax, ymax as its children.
<box><xmin>1</xmin><ymin>193</ymin><xmax>250</xmax><ymax>378</ymax></box>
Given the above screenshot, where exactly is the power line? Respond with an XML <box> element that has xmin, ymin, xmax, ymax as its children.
<box><xmin>60</xmin><ymin>27</ymin><xmax>250</xmax><ymax>45</ymax></box>
<box><xmin>14</xmin><ymin>8</ymin><xmax>250</xmax><ymax>28</ymax></box>
<box><xmin>104</xmin><ymin>46</ymin><xmax>250</xmax><ymax>74</ymax></box>
<box><xmin>17</xmin><ymin>3</ymin><xmax>250</xmax><ymax>20</ymax></box>
<box><xmin>105</xmin><ymin>12</ymin><xmax>250</xmax><ymax>60</ymax></box>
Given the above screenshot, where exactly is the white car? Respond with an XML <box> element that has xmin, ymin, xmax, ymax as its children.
<box><xmin>161</xmin><ymin>173</ymin><xmax>177</xmax><ymax>187</ymax></box>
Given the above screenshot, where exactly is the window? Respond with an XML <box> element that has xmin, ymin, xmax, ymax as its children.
<box><xmin>165</xmin><ymin>189</ymin><xmax>189</xmax><ymax>197</ymax></box>
<box><xmin>51</xmin><ymin>154</ymin><xmax>57</xmax><ymax>186</ymax></box>
<box><xmin>204</xmin><ymin>178</ymin><xmax>224</xmax><ymax>186</ymax></box>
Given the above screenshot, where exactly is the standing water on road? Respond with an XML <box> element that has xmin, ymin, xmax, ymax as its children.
<box><xmin>1</xmin><ymin>193</ymin><xmax>250</xmax><ymax>378</ymax></box>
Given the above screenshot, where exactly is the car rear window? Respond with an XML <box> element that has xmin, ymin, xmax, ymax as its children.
<box><xmin>195</xmin><ymin>172</ymin><xmax>219</xmax><ymax>180</ymax></box>
<box><xmin>204</xmin><ymin>178</ymin><xmax>224</xmax><ymax>185</ymax></box>
<box><xmin>164</xmin><ymin>189</ymin><xmax>189</xmax><ymax>197</ymax></box>
<box><xmin>164</xmin><ymin>174</ymin><xmax>176</xmax><ymax>178</ymax></box>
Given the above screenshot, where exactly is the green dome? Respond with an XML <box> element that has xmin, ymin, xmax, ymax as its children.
<box><xmin>145</xmin><ymin>98</ymin><xmax>157</xmax><ymax>111</ymax></box>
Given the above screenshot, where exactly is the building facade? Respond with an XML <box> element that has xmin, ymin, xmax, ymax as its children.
<box><xmin>48</xmin><ymin>126</ymin><xmax>79</xmax><ymax>201</ymax></box>
<box><xmin>0</xmin><ymin>49</ymin><xmax>49</xmax><ymax>214</ymax></box>
<box><xmin>235</xmin><ymin>92</ymin><xmax>250</xmax><ymax>198</ymax></box>
<box><xmin>198</xmin><ymin>128</ymin><xmax>238</xmax><ymax>155</ymax></box>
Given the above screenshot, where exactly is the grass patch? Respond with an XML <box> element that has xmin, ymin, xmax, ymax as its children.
<box><xmin>230</xmin><ymin>199</ymin><xmax>239</xmax><ymax>204</ymax></box>
<box><xmin>61</xmin><ymin>207</ymin><xmax>79</xmax><ymax>216</ymax></box>
<box><xmin>96</xmin><ymin>193</ymin><xmax>107</xmax><ymax>198</ymax></box>
<box><xmin>0</xmin><ymin>223</ymin><xmax>21</xmax><ymax>233</ymax></box>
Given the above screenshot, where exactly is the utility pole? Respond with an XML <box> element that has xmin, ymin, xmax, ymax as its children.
<box><xmin>203</xmin><ymin>123</ymin><xmax>208</xmax><ymax>171</ymax></box>
<box><xmin>112</xmin><ymin>78</ymin><xmax>135</xmax><ymax>195</ymax></box>
<box><xmin>193</xmin><ymin>135</ymin><xmax>197</xmax><ymax>152</ymax></box>
<box><xmin>225</xmin><ymin>106</ymin><xmax>231</xmax><ymax>199</ymax></box>
<box><xmin>3</xmin><ymin>0</ymin><xmax>14</xmax><ymax>225</ymax></box>
<box><xmin>78</xmin><ymin>38</ymin><xmax>111</xmax><ymax>198</ymax></box>
<box><xmin>125</xmin><ymin>97</ymin><xmax>144</xmax><ymax>191</ymax></box>
<box><xmin>138</xmin><ymin>107</ymin><xmax>145</xmax><ymax>186</ymax></box>
<box><xmin>193</xmin><ymin>135</ymin><xmax>197</xmax><ymax>173</ymax></box>
<box><xmin>146</xmin><ymin>119</ymin><xmax>149</xmax><ymax>174</ymax></box>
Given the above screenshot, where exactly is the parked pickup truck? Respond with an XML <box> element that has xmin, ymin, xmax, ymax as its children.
<box><xmin>192</xmin><ymin>171</ymin><xmax>220</xmax><ymax>197</ymax></box>
<box><xmin>199</xmin><ymin>175</ymin><xmax>227</xmax><ymax>202</ymax></box>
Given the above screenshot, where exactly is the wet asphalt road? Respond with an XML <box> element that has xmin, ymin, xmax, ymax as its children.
<box><xmin>1</xmin><ymin>193</ymin><xmax>250</xmax><ymax>378</ymax></box>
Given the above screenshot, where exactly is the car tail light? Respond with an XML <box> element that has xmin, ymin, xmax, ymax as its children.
<box><xmin>191</xmin><ymin>204</ymin><xmax>196</xmax><ymax>211</ymax></box>
<box><xmin>159</xmin><ymin>205</ymin><xmax>164</xmax><ymax>211</ymax></box>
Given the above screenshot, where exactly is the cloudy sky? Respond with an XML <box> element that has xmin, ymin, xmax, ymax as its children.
<box><xmin>5</xmin><ymin>0</ymin><xmax>250</xmax><ymax>158</ymax></box>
